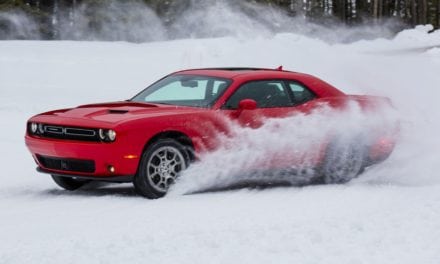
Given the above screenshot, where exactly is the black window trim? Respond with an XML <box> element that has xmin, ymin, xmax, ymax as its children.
<box><xmin>221</xmin><ymin>78</ymin><xmax>316</xmax><ymax>110</ymax></box>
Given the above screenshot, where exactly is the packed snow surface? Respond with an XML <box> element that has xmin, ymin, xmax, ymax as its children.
<box><xmin>1</xmin><ymin>25</ymin><xmax>440</xmax><ymax>263</ymax></box>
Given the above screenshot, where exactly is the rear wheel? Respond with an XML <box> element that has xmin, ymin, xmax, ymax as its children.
<box><xmin>320</xmin><ymin>139</ymin><xmax>366</xmax><ymax>184</ymax></box>
<box><xmin>51</xmin><ymin>175</ymin><xmax>90</xmax><ymax>191</ymax></box>
<box><xmin>134</xmin><ymin>139</ymin><xmax>191</xmax><ymax>199</ymax></box>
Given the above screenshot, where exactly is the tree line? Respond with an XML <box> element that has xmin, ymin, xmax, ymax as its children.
<box><xmin>0</xmin><ymin>0</ymin><xmax>439</xmax><ymax>40</ymax></box>
<box><xmin>265</xmin><ymin>0</ymin><xmax>440</xmax><ymax>27</ymax></box>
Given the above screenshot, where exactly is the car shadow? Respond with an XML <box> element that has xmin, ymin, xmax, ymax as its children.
<box><xmin>41</xmin><ymin>174</ymin><xmax>323</xmax><ymax>198</ymax></box>
<box><xmin>44</xmin><ymin>182</ymin><xmax>139</xmax><ymax>198</ymax></box>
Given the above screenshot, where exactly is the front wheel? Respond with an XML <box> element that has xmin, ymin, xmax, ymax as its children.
<box><xmin>51</xmin><ymin>175</ymin><xmax>90</xmax><ymax>190</ymax></box>
<box><xmin>134</xmin><ymin>139</ymin><xmax>191</xmax><ymax>199</ymax></box>
<box><xmin>320</xmin><ymin>140</ymin><xmax>366</xmax><ymax>184</ymax></box>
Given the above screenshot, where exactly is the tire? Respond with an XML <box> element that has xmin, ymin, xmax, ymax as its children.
<box><xmin>51</xmin><ymin>175</ymin><xmax>90</xmax><ymax>191</ymax></box>
<box><xmin>320</xmin><ymin>138</ymin><xmax>366</xmax><ymax>184</ymax></box>
<box><xmin>134</xmin><ymin>139</ymin><xmax>191</xmax><ymax>199</ymax></box>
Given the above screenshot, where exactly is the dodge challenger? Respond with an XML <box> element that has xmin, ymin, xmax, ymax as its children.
<box><xmin>25</xmin><ymin>68</ymin><xmax>396</xmax><ymax>198</ymax></box>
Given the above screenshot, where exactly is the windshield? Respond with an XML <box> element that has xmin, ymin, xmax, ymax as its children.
<box><xmin>131</xmin><ymin>75</ymin><xmax>231</xmax><ymax>108</ymax></box>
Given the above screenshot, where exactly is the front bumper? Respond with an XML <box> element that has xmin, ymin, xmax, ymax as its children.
<box><xmin>37</xmin><ymin>167</ymin><xmax>133</xmax><ymax>182</ymax></box>
<box><xmin>25</xmin><ymin>135</ymin><xmax>141</xmax><ymax>179</ymax></box>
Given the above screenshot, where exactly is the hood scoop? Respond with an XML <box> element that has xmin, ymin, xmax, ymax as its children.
<box><xmin>108</xmin><ymin>109</ymin><xmax>129</xmax><ymax>114</ymax></box>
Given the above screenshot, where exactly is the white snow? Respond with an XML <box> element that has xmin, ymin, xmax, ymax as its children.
<box><xmin>1</xmin><ymin>25</ymin><xmax>440</xmax><ymax>263</ymax></box>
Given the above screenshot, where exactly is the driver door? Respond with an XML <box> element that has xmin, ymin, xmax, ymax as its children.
<box><xmin>222</xmin><ymin>80</ymin><xmax>297</xmax><ymax>128</ymax></box>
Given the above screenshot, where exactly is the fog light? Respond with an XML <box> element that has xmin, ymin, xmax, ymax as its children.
<box><xmin>108</xmin><ymin>165</ymin><xmax>115</xmax><ymax>173</ymax></box>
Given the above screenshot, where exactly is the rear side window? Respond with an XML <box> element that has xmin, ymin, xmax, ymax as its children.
<box><xmin>288</xmin><ymin>82</ymin><xmax>316</xmax><ymax>105</ymax></box>
<box><xmin>224</xmin><ymin>80</ymin><xmax>291</xmax><ymax>109</ymax></box>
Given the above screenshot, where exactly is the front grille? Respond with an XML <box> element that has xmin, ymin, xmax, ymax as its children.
<box><xmin>30</xmin><ymin>124</ymin><xmax>100</xmax><ymax>142</ymax></box>
<box><xmin>37</xmin><ymin>155</ymin><xmax>95</xmax><ymax>173</ymax></box>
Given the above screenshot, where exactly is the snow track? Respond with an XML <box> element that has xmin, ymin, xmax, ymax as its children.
<box><xmin>1</xmin><ymin>26</ymin><xmax>440</xmax><ymax>263</ymax></box>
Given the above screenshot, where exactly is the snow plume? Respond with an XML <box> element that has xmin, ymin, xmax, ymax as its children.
<box><xmin>170</xmin><ymin>0</ymin><xmax>400</xmax><ymax>43</ymax></box>
<box><xmin>0</xmin><ymin>10</ymin><xmax>41</xmax><ymax>40</ymax></box>
<box><xmin>169</xmin><ymin>101</ymin><xmax>398</xmax><ymax>196</ymax></box>
<box><xmin>0</xmin><ymin>0</ymin><xmax>400</xmax><ymax>43</ymax></box>
<box><xmin>59</xmin><ymin>0</ymin><xmax>167</xmax><ymax>42</ymax></box>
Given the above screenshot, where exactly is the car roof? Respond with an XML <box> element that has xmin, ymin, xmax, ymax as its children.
<box><xmin>173</xmin><ymin>67</ymin><xmax>345</xmax><ymax>97</ymax></box>
<box><xmin>173</xmin><ymin>67</ymin><xmax>312</xmax><ymax>79</ymax></box>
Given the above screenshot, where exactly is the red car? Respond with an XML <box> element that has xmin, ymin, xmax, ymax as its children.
<box><xmin>25</xmin><ymin>68</ymin><xmax>396</xmax><ymax>198</ymax></box>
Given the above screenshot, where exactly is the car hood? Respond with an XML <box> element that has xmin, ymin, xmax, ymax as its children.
<box><xmin>39</xmin><ymin>101</ymin><xmax>206</xmax><ymax>125</ymax></box>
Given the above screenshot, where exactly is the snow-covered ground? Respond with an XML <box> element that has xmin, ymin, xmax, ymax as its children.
<box><xmin>1</xmin><ymin>25</ymin><xmax>440</xmax><ymax>263</ymax></box>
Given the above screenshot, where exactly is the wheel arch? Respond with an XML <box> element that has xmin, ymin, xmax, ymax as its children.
<box><xmin>142</xmin><ymin>130</ymin><xmax>195</xmax><ymax>162</ymax></box>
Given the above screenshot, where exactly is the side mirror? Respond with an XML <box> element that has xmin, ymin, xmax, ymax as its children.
<box><xmin>238</xmin><ymin>99</ymin><xmax>257</xmax><ymax>110</ymax></box>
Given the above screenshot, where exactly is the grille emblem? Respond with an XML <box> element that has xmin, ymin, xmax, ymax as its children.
<box><xmin>60</xmin><ymin>160</ymin><xmax>68</xmax><ymax>170</ymax></box>
<box><xmin>45</xmin><ymin>126</ymin><xmax>64</xmax><ymax>134</ymax></box>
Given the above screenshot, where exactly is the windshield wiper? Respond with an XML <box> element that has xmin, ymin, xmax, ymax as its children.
<box><xmin>147</xmin><ymin>102</ymin><xmax>176</xmax><ymax>106</ymax></box>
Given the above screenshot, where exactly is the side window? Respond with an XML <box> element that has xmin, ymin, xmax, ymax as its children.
<box><xmin>288</xmin><ymin>82</ymin><xmax>316</xmax><ymax>104</ymax></box>
<box><xmin>225</xmin><ymin>80</ymin><xmax>291</xmax><ymax>109</ymax></box>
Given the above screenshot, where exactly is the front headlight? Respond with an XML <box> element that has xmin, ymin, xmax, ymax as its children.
<box><xmin>30</xmin><ymin>122</ymin><xmax>38</xmax><ymax>133</ymax></box>
<box><xmin>29</xmin><ymin>122</ymin><xmax>43</xmax><ymax>135</ymax></box>
<box><xmin>38</xmin><ymin>123</ymin><xmax>44</xmax><ymax>134</ymax></box>
<box><xmin>99</xmin><ymin>129</ymin><xmax>117</xmax><ymax>142</ymax></box>
<box><xmin>107</xmin><ymin>130</ymin><xmax>116</xmax><ymax>141</ymax></box>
